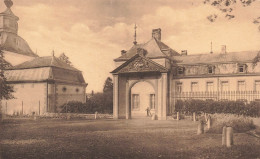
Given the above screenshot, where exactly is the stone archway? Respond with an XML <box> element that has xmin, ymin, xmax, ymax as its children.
<box><xmin>130</xmin><ymin>81</ymin><xmax>156</xmax><ymax>118</ymax></box>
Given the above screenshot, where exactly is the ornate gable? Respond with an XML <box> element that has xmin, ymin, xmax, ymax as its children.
<box><xmin>111</xmin><ymin>54</ymin><xmax>168</xmax><ymax>74</ymax></box>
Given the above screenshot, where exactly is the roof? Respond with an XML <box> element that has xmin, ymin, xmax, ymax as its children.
<box><xmin>4</xmin><ymin>67</ymin><xmax>51</xmax><ymax>82</ymax></box>
<box><xmin>173</xmin><ymin>51</ymin><xmax>260</xmax><ymax>65</ymax></box>
<box><xmin>114</xmin><ymin>38</ymin><xmax>179</xmax><ymax>61</ymax></box>
<box><xmin>4</xmin><ymin>67</ymin><xmax>86</xmax><ymax>84</ymax></box>
<box><xmin>10</xmin><ymin>56</ymin><xmax>80</xmax><ymax>71</ymax></box>
<box><xmin>0</xmin><ymin>32</ymin><xmax>37</xmax><ymax>57</ymax></box>
<box><xmin>0</xmin><ymin>8</ymin><xmax>19</xmax><ymax>20</ymax></box>
<box><xmin>111</xmin><ymin>54</ymin><xmax>169</xmax><ymax>74</ymax></box>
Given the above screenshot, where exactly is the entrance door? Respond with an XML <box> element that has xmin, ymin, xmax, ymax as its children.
<box><xmin>131</xmin><ymin>81</ymin><xmax>155</xmax><ymax>118</ymax></box>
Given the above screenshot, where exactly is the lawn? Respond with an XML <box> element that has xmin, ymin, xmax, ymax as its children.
<box><xmin>0</xmin><ymin>118</ymin><xmax>260</xmax><ymax>159</ymax></box>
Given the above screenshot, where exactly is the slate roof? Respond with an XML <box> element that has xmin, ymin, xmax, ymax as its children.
<box><xmin>5</xmin><ymin>67</ymin><xmax>51</xmax><ymax>82</ymax></box>
<box><xmin>5</xmin><ymin>67</ymin><xmax>86</xmax><ymax>84</ymax></box>
<box><xmin>173</xmin><ymin>51</ymin><xmax>260</xmax><ymax>65</ymax></box>
<box><xmin>114</xmin><ymin>38</ymin><xmax>179</xmax><ymax>61</ymax></box>
<box><xmin>0</xmin><ymin>32</ymin><xmax>38</xmax><ymax>57</ymax></box>
<box><xmin>10</xmin><ymin>56</ymin><xmax>80</xmax><ymax>71</ymax></box>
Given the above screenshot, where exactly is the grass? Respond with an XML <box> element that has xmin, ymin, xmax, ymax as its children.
<box><xmin>0</xmin><ymin>118</ymin><xmax>260</xmax><ymax>159</ymax></box>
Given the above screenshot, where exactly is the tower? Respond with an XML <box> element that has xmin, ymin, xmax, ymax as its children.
<box><xmin>0</xmin><ymin>0</ymin><xmax>19</xmax><ymax>34</ymax></box>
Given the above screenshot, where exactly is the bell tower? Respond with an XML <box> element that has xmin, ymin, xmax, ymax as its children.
<box><xmin>0</xmin><ymin>0</ymin><xmax>19</xmax><ymax>34</ymax></box>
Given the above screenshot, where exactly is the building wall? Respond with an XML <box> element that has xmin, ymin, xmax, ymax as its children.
<box><xmin>175</xmin><ymin>62</ymin><xmax>260</xmax><ymax>77</ymax></box>
<box><xmin>55</xmin><ymin>83</ymin><xmax>86</xmax><ymax>112</ymax></box>
<box><xmin>172</xmin><ymin>76</ymin><xmax>260</xmax><ymax>93</ymax></box>
<box><xmin>1</xmin><ymin>82</ymin><xmax>47</xmax><ymax>115</ymax></box>
<box><xmin>118</xmin><ymin>76</ymin><xmax>126</xmax><ymax>119</ymax></box>
<box><xmin>1</xmin><ymin>82</ymin><xmax>86</xmax><ymax>115</ymax></box>
<box><xmin>172</xmin><ymin>61</ymin><xmax>260</xmax><ymax>92</ymax></box>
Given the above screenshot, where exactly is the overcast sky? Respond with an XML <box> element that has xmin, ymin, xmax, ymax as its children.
<box><xmin>1</xmin><ymin>0</ymin><xmax>260</xmax><ymax>92</ymax></box>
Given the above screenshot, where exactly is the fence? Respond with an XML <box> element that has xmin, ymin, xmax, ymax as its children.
<box><xmin>171</xmin><ymin>91</ymin><xmax>260</xmax><ymax>113</ymax></box>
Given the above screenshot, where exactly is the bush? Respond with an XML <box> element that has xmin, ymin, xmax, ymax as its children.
<box><xmin>207</xmin><ymin>114</ymin><xmax>256</xmax><ymax>133</ymax></box>
<box><xmin>86</xmin><ymin>91</ymin><xmax>113</xmax><ymax>114</ymax></box>
<box><xmin>60</xmin><ymin>101</ymin><xmax>87</xmax><ymax>113</ymax></box>
<box><xmin>59</xmin><ymin>91</ymin><xmax>113</xmax><ymax>114</ymax></box>
<box><xmin>174</xmin><ymin>99</ymin><xmax>260</xmax><ymax>117</ymax></box>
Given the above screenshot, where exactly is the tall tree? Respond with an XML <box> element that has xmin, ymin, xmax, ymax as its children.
<box><xmin>0</xmin><ymin>49</ymin><xmax>14</xmax><ymax>120</ymax></box>
<box><xmin>59</xmin><ymin>53</ymin><xmax>72</xmax><ymax>66</ymax></box>
<box><xmin>103</xmin><ymin>77</ymin><xmax>113</xmax><ymax>93</ymax></box>
<box><xmin>204</xmin><ymin>0</ymin><xmax>260</xmax><ymax>30</ymax></box>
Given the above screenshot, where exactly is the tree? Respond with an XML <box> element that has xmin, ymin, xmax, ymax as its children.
<box><xmin>204</xmin><ymin>0</ymin><xmax>260</xmax><ymax>30</ymax></box>
<box><xmin>59</xmin><ymin>53</ymin><xmax>72</xmax><ymax>66</ymax></box>
<box><xmin>103</xmin><ymin>77</ymin><xmax>113</xmax><ymax>93</ymax></box>
<box><xmin>0</xmin><ymin>49</ymin><xmax>14</xmax><ymax>120</ymax></box>
<box><xmin>0</xmin><ymin>50</ymin><xmax>14</xmax><ymax>100</ymax></box>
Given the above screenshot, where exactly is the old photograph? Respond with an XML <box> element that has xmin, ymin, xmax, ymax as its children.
<box><xmin>0</xmin><ymin>0</ymin><xmax>260</xmax><ymax>158</ymax></box>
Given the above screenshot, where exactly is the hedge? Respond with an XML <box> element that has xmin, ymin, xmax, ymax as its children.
<box><xmin>175</xmin><ymin>100</ymin><xmax>260</xmax><ymax>117</ymax></box>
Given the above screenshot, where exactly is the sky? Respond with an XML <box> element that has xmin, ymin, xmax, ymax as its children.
<box><xmin>1</xmin><ymin>0</ymin><xmax>260</xmax><ymax>92</ymax></box>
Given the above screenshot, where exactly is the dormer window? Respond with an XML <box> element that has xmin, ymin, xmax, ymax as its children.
<box><xmin>238</xmin><ymin>64</ymin><xmax>247</xmax><ymax>73</ymax></box>
<box><xmin>177</xmin><ymin>67</ymin><xmax>184</xmax><ymax>75</ymax></box>
<box><xmin>208</xmin><ymin>66</ymin><xmax>215</xmax><ymax>74</ymax></box>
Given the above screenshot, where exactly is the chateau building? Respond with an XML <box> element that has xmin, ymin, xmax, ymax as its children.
<box><xmin>1</xmin><ymin>0</ymin><xmax>87</xmax><ymax>115</ymax></box>
<box><xmin>112</xmin><ymin>28</ymin><xmax>260</xmax><ymax>120</ymax></box>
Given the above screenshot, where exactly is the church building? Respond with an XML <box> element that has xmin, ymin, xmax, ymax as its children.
<box><xmin>112</xmin><ymin>28</ymin><xmax>260</xmax><ymax>120</ymax></box>
<box><xmin>1</xmin><ymin>0</ymin><xmax>87</xmax><ymax>115</ymax></box>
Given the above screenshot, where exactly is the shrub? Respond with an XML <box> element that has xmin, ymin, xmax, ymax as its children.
<box><xmin>207</xmin><ymin>114</ymin><xmax>256</xmax><ymax>133</ymax></box>
<box><xmin>60</xmin><ymin>101</ymin><xmax>87</xmax><ymax>113</ymax></box>
<box><xmin>174</xmin><ymin>99</ymin><xmax>260</xmax><ymax>117</ymax></box>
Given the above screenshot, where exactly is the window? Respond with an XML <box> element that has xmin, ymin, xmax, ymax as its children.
<box><xmin>62</xmin><ymin>87</ymin><xmax>67</xmax><ymax>92</ymax></box>
<box><xmin>176</xmin><ymin>82</ymin><xmax>182</xmax><ymax>93</ymax></box>
<box><xmin>191</xmin><ymin>82</ymin><xmax>199</xmax><ymax>92</ymax></box>
<box><xmin>238</xmin><ymin>81</ymin><xmax>246</xmax><ymax>91</ymax></box>
<box><xmin>255</xmin><ymin>81</ymin><xmax>260</xmax><ymax>92</ymax></box>
<box><xmin>238</xmin><ymin>64</ymin><xmax>247</xmax><ymax>73</ymax></box>
<box><xmin>76</xmin><ymin>88</ymin><xmax>79</xmax><ymax>93</ymax></box>
<box><xmin>177</xmin><ymin>67</ymin><xmax>184</xmax><ymax>75</ymax></box>
<box><xmin>206</xmin><ymin>82</ymin><xmax>214</xmax><ymax>92</ymax></box>
<box><xmin>132</xmin><ymin>94</ymin><xmax>140</xmax><ymax>110</ymax></box>
<box><xmin>221</xmin><ymin>81</ymin><xmax>229</xmax><ymax>92</ymax></box>
<box><xmin>150</xmin><ymin>94</ymin><xmax>155</xmax><ymax>109</ymax></box>
<box><xmin>208</xmin><ymin>66</ymin><xmax>214</xmax><ymax>74</ymax></box>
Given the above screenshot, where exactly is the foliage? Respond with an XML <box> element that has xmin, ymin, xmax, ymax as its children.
<box><xmin>60</xmin><ymin>77</ymin><xmax>113</xmax><ymax>114</ymax></box>
<box><xmin>87</xmin><ymin>91</ymin><xmax>113</xmax><ymax>114</ymax></box>
<box><xmin>60</xmin><ymin>101</ymin><xmax>88</xmax><ymax>113</ymax></box>
<box><xmin>58</xmin><ymin>53</ymin><xmax>72</xmax><ymax>66</ymax></box>
<box><xmin>0</xmin><ymin>49</ymin><xmax>14</xmax><ymax>100</ymax></box>
<box><xmin>207</xmin><ymin>114</ymin><xmax>256</xmax><ymax>133</ymax></box>
<box><xmin>103</xmin><ymin>77</ymin><xmax>113</xmax><ymax>93</ymax></box>
<box><xmin>60</xmin><ymin>92</ymin><xmax>113</xmax><ymax>114</ymax></box>
<box><xmin>175</xmin><ymin>99</ymin><xmax>260</xmax><ymax>117</ymax></box>
<box><xmin>204</xmin><ymin>0</ymin><xmax>260</xmax><ymax>30</ymax></box>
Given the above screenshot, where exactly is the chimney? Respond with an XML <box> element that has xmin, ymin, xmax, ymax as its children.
<box><xmin>181</xmin><ymin>50</ymin><xmax>188</xmax><ymax>56</ymax></box>
<box><xmin>121</xmin><ymin>50</ymin><xmax>126</xmax><ymax>55</ymax></box>
<box><xmin>221</xmin><ymin>45</ymin><xmax>227</xmax><ymax>54</ymax></box>
<box><xmin>152</xmin><ymin>28</ymin><xmax>161</xmax><ymax>41</ymax></box>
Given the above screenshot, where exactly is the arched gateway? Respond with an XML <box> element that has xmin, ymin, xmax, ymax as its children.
<box><xmin>130</xmin><ymin>81</ymin><xmax>155</xmax><ymax>118</ymax></box>
<box><xmin>111</xmin><ymin>48</ymin><xmax>169</xmax><ymax>120</ymax></box>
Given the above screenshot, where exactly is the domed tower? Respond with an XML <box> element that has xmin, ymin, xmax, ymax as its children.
<box><xmin>0</xmin><ymin>0</ymin><xmax>37</xmax><ymax>66</ymax></box>
<box><xmin>0</xmin><ymin>0</ymin><xmax>19</xmax><ymax>34</ymax></box>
